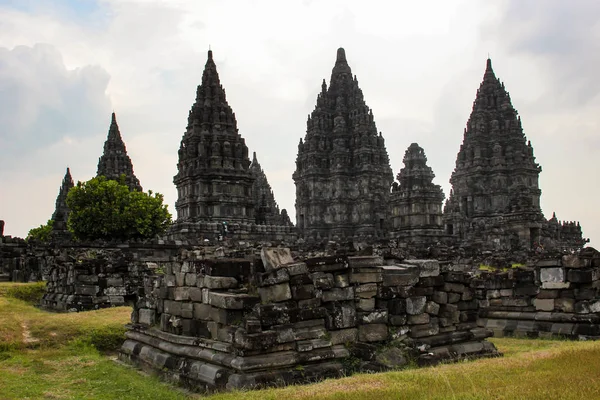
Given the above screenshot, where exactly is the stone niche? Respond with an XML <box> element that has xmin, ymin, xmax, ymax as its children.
<box><xmin>120</xmin><ymin>248</ymin><xmax>499</xmax><ymax>392</ymax></box>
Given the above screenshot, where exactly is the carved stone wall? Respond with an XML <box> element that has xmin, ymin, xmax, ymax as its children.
<box><xmin>120</xmin><ymin>250</ymin><xmax>498</xmax><ymax>391</ymax></box>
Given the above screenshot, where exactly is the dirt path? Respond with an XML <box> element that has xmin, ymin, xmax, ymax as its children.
<box><xmin>21</xmin><ymin>321</ymin><xmax>39</xmax><ymax>344</ymax></box>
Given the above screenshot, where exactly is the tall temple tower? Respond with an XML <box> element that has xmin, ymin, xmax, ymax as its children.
<box><xmin>293</xmin><ymin>48</ymin><xmax>393</xmax><ymax>241</ymax></box>
<box><xmin>51</xmin><ymin>167</ymin><xmax>74</xmax><ymax>238</ymax></box>
<box><xmin>390</xmin><ymin>143</ymin><xmax>445</xmax><ymax>243</ymax></box>
<box><xmin>250</xmin><ymin>152</ymin><xmax>292</xmax><ymax>226</ymax></box>
<box><xmin>96</xmin><ymin>112</ymin><xmax>143</xmax><ymax>191</ymax></box>
<box><xmin>443</xmin><ymin>59</ymin><xmax>545</xmax><ymax>249</ymax></box>
<box><xmin>173</xmin><ymin>50</ymin><xmax>254</xmax><ymax>231</ymax></box>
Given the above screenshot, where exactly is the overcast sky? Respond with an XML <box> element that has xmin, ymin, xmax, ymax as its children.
<box><xmin>1</xmin><ymin>0</ymin><xmax>598</xmax><ymax>247</ymax></box>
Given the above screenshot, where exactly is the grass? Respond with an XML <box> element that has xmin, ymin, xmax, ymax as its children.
<box><xmin>2</xmin><ymin>282</ymin><xmax>600</xmax><ymax>399</ymax></box>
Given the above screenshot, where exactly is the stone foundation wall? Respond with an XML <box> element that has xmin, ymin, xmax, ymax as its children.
<box><xmin>475</xmin><ymin>252</ymin><xmax>600</xmax><ymax>338</ymax></box>
<box><xmin>120</xmin><ymin>250</ymin><xmax>498</xmax><ymax>391</ymax></box>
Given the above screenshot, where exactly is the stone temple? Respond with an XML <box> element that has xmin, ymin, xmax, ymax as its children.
<box><xmin>50</xmin><ymin>167</ymin><xmax>74</xmax><ymax>239</ymax></box>
<box><xmin>389</xmin><ymin>143</ymin><xmax>445</xmax><ymax>243</ymax></box>
<box><xmin>442</xmin><ymin>59</ymin><xmax>587</xmax><ymax>251</ymax></box>
<box><xmin>97</xmin><ymin>112</ymin><xmax>143</xmax><ymax>191</ymax></box>
<box><xmin>170</xmin><ymin>50</ymin><xmax>295</xmax><ymax>241</ymax></box>
<box><xmin>293</xmin><ymin>48</ymin><xmax>394</xmax><ymax>241</ymax></box>
<box><xmin>250</xmin><ymin>152</ymin><xmax>293</xmax><ymax>227</ymax></box>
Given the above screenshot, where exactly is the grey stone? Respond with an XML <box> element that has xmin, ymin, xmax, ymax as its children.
<box><xmin>257</xmin><ymin>283</ymin><xmax>292</xmax><ymax>303</ymax></box>
<box><xmin>406</xmin><ymin>296</ymin><xmax>427</xmax><ymax>315</ymax></box>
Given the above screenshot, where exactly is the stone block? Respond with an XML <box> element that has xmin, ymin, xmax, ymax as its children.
<box><xmin>358</xmin><ymin>309</ymin><xmax>388</xmax><ymax>324</ymax></box>
<box><xmin>542</xmin><ymin>282</ymin><xmax>570</xmax><ymax>289</ymax></box>
<box><xmin>554</xmin><ymin>298</ymin><xmax>575</xmax><ymax>313</ymax></box>
<box><xmin>406</xmin><ymin>296</ymin><xmax>427</xmax><ymax>315</ymax></box>
<box><xmin>349</xmin><ymin>271</ymin><xmax>383</xmax><ymax>284</ymax></box>
<box><xmin>537</xmin><ymin>289</ymin><xmax>559</xmax><ymax>299</ymax></box>
<box><xmin>334</xmin><ymin>273</ymin><xmax>350</xmax><ymax>288</ymax></box>
<box><xmin>540</xmin><ymin>267</ymin><xmax>565</xmax><ymax>283</ymax></box>
<box><xmin>537</xmin><ymin>259</ymin><xmax>562</xmax><ymax>267</ymax></box>
<box><xmin>443</xmin><ymin>282</ymin><xmax>466</xmax><ymax>293</ymax></box>
<box><xmin>408</xmin><ymin>313</ymin><xmax>430</xmax><ymax>325</ymax></box>
<box><xmin>261</xmin><ymin>248</ymin><xmax>294</xmax><ymax>272</ymax></box>
<box><xmin>164</xmin><ymin>300</ymin><xmax>182</xmax><ymax>316</ymax></box>
<box><xmin>284</xmin><ymin>261</ymin><xmax>309</xmax><ymax>276</ymax></box>
<box><xmin>567</xmin><ymin>268</ymin><xmax>600</xmax><ymax>283</ymax></box>
<box><xmin>448</xmin><ymin>293</ymin><xmax>461</xmax><ymax>303</ymax></box>
<box><xmin>357</xmin><ymin>298</ymin><xmax>375</xmax><ymax>311</ymax></box>
<box><xmin>291</xmin><ymin>284</ymin><xmax>315</xmax><ymax>300</ymax></box>
<box><xmin>106</xmin><ymin>277</ymin><xmax>123</xmax><ymax>286</ymax></box>
<box><xmin>409</xmin><ymin>320</ymin><xmax>440</xmax><ymax>338</ymax></box>
<box><xmin>173</xmin><ymin>287</ymin><xmax>190</xmax><ymax>301</ymax></box>
<box><xmin>311</xmin><ymin>272</ymin><xmax>335</xmax><ymax>289</ymax></box>
<box><xmin>181</xmin><ymin>302</ymin><xmax>193</xmax><ymax>318</ymax></box>
<box><xmin>425</xmin><ymin>301</ymin><xmax>440</xmax><ymax>315</ymax></box>
<box><xmin>188</xmin><ymin>287</ymin><xmax>203</xmax><ymax>302</ymax></box>
<box><xmin>75</xmin><ymin>285</ymin><xmax>99</xmax><ymax>295</ymax></box>
<box><xmin>210</xmin><ymin>307</ymin><xmax>243</xmax><ymax>325</ymax></box>
<box><xmin>209</xmin><ymin>292</ymin><xmax>260</xmax><ymax>310</ymax></box>
<box><xmin>203</xmin><ymin>275</ymin><xmax>239</xmax><ymax>289</ymax></box>
<box><xmin>358</xmin><ymin>324</ymin><xmax>388</xmax><ymax>342</ymax></box>
<box><xmin>388</xmin><ymin>298</ymin><xmax>406</xmax><ymax>315</ymax></box>
<box><xmin>258</xmin><ymin>283</ymin><xmax>292</xmax><ymax>304</ymax></box>
<box><xmin>193</xmin><ymin>303</ymin><xmax>212</xmax><ymax>320</ymax></box>
<box><xmin>534</xmin><ymin>298</ymin><xmax>554</xmax><ymax>311</ymax></box>
<box><xmin>184</xmin><ymin>273</ymin><xmax>197</xmax><ymax>287</ymax></box>
<box><xmin>325</xmin><ymin>301</ymin><xmax>356</xmax><ymax>329</ymax></box>
<box><xmin>330</xmin><ymin>328</ymin><xmax>358</xmax><ymax>345</ymax></box>
<box><xmin>389</xmin><ymin>315</ymin><xmax>407</xmax><ymax>326</ymax></box>
<box><xmin>432</xmin><ymin>291</ymin><xmax>447</xmax><ymax>304</ymax></box>
<box><xmin>381</xmin><ymin>266</ymin><xmax>419</xmax><ymax>287</ymax></box>
<box><xmin>562</xmin><ymin>255</ymin><xmax>583</xmax><ymax>268</ymax></box>
<box><xmin>322</xmin><ymin>287</ymin><xmax>354</xmax><ymax>302</ymax></box>
<box><xmin>260</xmin><ymin>268</ymin><xmax>290</xmax><ymax>286</ymax></box>
<box><xmin>138</xmin><ymin>309</ymin><xmax>156</xmax><ymax>326</ymax></box>
<box><xmin>347</xmin><ymin>256</ymin><xmax>383</xmax><ymax>268</ymax></box>
<box><xmin>402</xmin><ymin>259</ymin><xmax>440</xmax><ymax>277</ymax></box>
<box><xmin>175</xmin><ymin>272</ymin><xmax>186</xmax><ymax>286</ymax></box>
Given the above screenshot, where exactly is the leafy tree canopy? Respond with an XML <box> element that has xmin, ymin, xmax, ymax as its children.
<box><xmin>26</xmin><ymin>220</ymin><xmax>53</xmax><ymax>242</ymax></box>
<box><xmin>66</xmin><ymin>175</ymin><xmax>172</xmax><ymax>241</ymax></box>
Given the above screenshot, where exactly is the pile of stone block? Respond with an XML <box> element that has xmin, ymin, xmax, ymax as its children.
<box><xmin>120</xmin><ymin>248</ymin><xmax>498</xmax><ymax>392</ymax></box>
<box><xmin>477</xmin><ymin>252</ymin><xmax>600</xmax><ymax>338</ymax></box>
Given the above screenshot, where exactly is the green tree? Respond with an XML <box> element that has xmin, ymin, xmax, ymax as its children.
<box><xmin>26</xmin><ymin>220</ymin><xmax>54</xmax><ymax>242</ymax></box>
<box><xmin>66</xmin><ymin>176</ymin><xmax>172</xmax><ymax>240</ymax></box>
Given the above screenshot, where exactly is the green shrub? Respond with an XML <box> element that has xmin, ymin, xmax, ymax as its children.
<box><xmin>26</xmin><ymin>220</ymin><xmax>53</xmax><ymax>242</ymax></box>
<box><xmin>6</xmin><ymin>282</ymin><xmax>46</xmax><ymax>304</ymax></box>
<box><xmin>73</xmin><ymin>325</ymin><xmax>127</xmax><ymax>352</ymax></box>
<box><xmin>66</xmin><ymin>175</ymin><xmax>172</xmax><ymax>241</ymax></box>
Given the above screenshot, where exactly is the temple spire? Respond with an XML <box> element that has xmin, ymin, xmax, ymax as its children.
<box><xmin>97</xmin><ymin>112</ymin><xmax>143</xmax><ymax>191</ymax></box>
<box><xmin>51</xmin><ymin>167</ymin><xmax>75</xmax><ymax>235</ymax></box>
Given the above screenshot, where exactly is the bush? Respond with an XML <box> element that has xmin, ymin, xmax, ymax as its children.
<box><xmin>66</xmin><ymin>175</ymin><xmax>172</xmax><ymax>241</ymax></box>
<box><xmin>5</xmin><ymin>282</ymin><xmax>47</xmax><ymax>304</ymax></box>
<box><xmin>26</xmin><ymin>220</ymin><xmax>54</xmax><ymax>242</ymax></box>
<box><xmin>72</xmin><ymin>325</ymin><xmax>127</xmax><ymax>352</ymax></box>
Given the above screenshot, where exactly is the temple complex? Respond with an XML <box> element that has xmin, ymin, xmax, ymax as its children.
<box><xmin>293</xmin><ymin>48</ymin><xmax>393</xmax><ymax>241</ymax></box>
<box><xmin>390</xmin><ymin>143</ymin><xmax>445</xmax><ymax>243</ymax></box>
<box><xmin>250</xmin><ymin>152</ymin><xmax>293</xmax><ymax>226</ymax></box>
<box><xmin>96</xmin><ymin>112</ymin><xmax>143</xmax><ymax>191</ymax></box>
<box><xmin>50</xmin><ymin>167</ymin><xmax>74</xmax><ymax>238</ymax></box>
<box><xmin>442</xmin><ymin>59</ymin><xmax>585</xmax><ymax>250</ymax></box>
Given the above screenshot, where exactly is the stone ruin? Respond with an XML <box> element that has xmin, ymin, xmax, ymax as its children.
<box><xmin>120</xmin><ymin>248</ymin><xmax>498</xmax><ymax>391</ymax></box>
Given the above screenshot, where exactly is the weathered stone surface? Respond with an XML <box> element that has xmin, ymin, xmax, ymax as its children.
<box><xmin>406</xmin><ymin>296</ymin><xmax>427</xmax><ymax>315</ymax></box>
<box><xmin>209</xmin><ymin>292</ymin><xmax>259</xmax><ymax>310</ymax></box>
<box><xmin>258</xmin><ymin>283</ymin><xmax>292</xmax><ymax>304</ymax></box>
<box><xmin>204</xmin><ymin>276</ymin><xmax>239</xmax><ymax>289</ymax></box>
<box><xmin>322</xmin><ymin>287</ymin><xmax>354</xmax><ymax>302</ymax></box>
<box><xmin>330</xmin><ymin>328</ymin><xmax>358</xmax><ymax>345</ymax></box>
<box><xmin>358</xmin><ymin>324</ymin><xmax>388</xmax><ymax>342</ymax></box>
<box><xmin>402</xmin><ymin>260</ymin><xmax>440</xmax><ymax>277</ymax></box>
<box><xmin>261</xmin><ymin>248</ymin><xmax>294</xmax><ymax>272</ymax></box>
<box><xmin>540</xmin><ymin>268</ymin><xmax>565</xmax><ymax>283</ymax></box>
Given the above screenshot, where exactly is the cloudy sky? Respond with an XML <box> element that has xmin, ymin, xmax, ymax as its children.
<box><xmin>1</xmin><ymin>0</ymin><xmax>598</xmax><ymax>246</ymax></box>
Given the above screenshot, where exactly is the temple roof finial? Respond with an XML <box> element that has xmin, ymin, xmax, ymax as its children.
<box><xmin>336</xmin><ymin>47</ymin><xmax>347</xmax><ymax>64</ymax></box>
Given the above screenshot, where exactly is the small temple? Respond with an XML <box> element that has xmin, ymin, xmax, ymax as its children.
<box><xmin>250</xmin><ymin>152</ymin><xmax>293</xmax><ymax>227</ymax></box>
<box><xmin>50</xmin><ymin>167</ymin><xmax>74</xmax><ymax>239</ymax></box>
<box><xmin>390</xmin><ymin>143</ymin><xmax>445</xmax><ymax>243</ymax></box>
<box><xmin>96</xmin><ymin>112</ymin><xmax>143</xmax><ymax>191</ymax></box>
